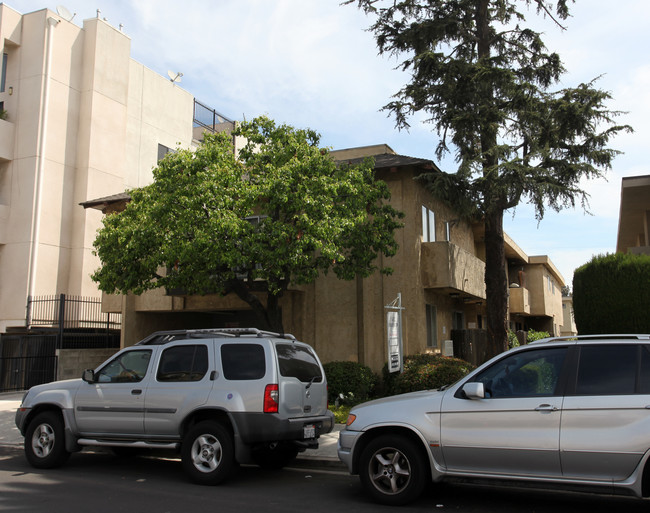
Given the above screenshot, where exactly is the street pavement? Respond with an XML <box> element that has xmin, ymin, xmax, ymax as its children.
<box><xmin>0</xmin><ymin>391</ymin><xmax>344</xmax><ymax>468</ymax></box>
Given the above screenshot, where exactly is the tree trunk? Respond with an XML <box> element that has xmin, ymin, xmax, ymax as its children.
<box><xmin>227</xmin><ymin>279</ymin><xmax>285</xmax><ymax>333</ymax></box>
<box><xmin>484</xmin><ymin>209</ymin><xmax>509</xmax><ymax>358</ymax></box>
<box><xmin>476</xmin><ymin>0</ymin><xmax>508</xmax><ymax>358</ymax></box>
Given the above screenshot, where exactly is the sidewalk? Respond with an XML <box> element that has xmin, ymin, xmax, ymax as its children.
<box><xmin>0</xmin><ymin>391</ymin><xmax>344</xmax><ymax>469</ymax></box>
<box><xmin>0</xmin><ymin>391</ymin><xmax>23</xmax><ymax>448</ymax></box>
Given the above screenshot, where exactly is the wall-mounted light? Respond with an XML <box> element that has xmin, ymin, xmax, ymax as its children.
<box><xmin>8</xmin><ymin>86</ymin><xmax>13</xmax><ymax>95</ymax></box>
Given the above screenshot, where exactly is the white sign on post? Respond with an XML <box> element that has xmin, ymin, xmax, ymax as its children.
<box><xmin>385</xmin><ymin>293</ymin><xmax>404</xmax><ymax>373</ymax></box>
<box><xmin>386</xmin><ymin>311</ymin><xmax>401</xmax><ymax>373</ymax></box>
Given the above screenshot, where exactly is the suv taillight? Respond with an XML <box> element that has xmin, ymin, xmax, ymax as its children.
<box><xmin>264</xmin><ymin>384</ymin><xmax>279</xmax><ymax>413</ymax></box>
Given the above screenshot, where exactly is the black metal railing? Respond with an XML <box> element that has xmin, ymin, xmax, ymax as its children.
<box><xmin>193</xmin><ymin>99</ymin><xmax>233</xmax><ymax>132</ymax></box>
<box><xmin>26</xmin><ymin>294</ymin><xmax>121</xmax><ymax>331</ymax></box>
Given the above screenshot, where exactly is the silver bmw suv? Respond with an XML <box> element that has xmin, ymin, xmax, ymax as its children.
<box><xmin>16</xmin><ymin>328</ymin><xmax>333</xmax><ymax>484</ymax></box>
<box><xmin>338</xmin><ymin>334</ymin><xmax>650</xmax><ymax>505</ymax></box>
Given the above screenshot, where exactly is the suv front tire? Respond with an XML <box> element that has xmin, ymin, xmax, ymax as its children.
<box><xmin>25</xmin><ymin>411</ymin><xmax>70</xmax><ymax>469</ymax></box>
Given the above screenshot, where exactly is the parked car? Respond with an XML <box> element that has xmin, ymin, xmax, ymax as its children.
<box><xmin>338</xmin><ymin>334</ymin><xmax>650</xmax><ymax>505</ymax></box>
<box><xmin>16</xmin><ymin>328</ymin><xmax>333</xmax><ymax>484</ymax></box>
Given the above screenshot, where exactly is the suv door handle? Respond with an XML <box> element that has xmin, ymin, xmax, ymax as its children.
<box><xmin>131</xmin><ymin>389</ymin><xmax>142</xmax><ymax>395</ymax></box>
<box><xmin>535</xmin><ymin>404</ymin><xmax>558</xmax><ymax>412</ymax></box>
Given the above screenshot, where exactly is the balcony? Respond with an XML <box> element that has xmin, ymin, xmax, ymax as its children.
<box><xmin>421</xmin><ymin>241</ymin><xmax>486</xmax><ymax>300</ymax></box>
<box><xmin>509</xmin><ymin>286</ymin><xmax>530</xmax><ymax>314</ymax></box>
<box><xmin>192</xmin><ymin>99</ymin><xmax>234</xmax><ymax>142</ymax></box>
<box><xmin>0</xmin><ymin>118</ymin><xmax>14</xmax><ymax>161</ymax></box>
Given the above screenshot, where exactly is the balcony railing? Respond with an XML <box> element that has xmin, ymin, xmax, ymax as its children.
<box><xmin>420</xmin><ymin>241</ymin><xmax>486</xmax><ymax>299</ymax></box>
<box><xmin>193</xmin><ymin>99</ymin><xmax>233</xmax><ymax>133</ymax></box>
<box><xmin>0</xmin><ymin>117</ymin><xmax>14</xmax><ymax>161</ymax></box>
<box><xmin>509</xmin><ymin>286</ymin><xmax>530</xmax><ymax>314</ymax></box>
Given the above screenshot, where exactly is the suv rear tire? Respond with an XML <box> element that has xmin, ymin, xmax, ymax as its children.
<box><xmin>181</xmin><ymin>421</ymin><xmax>234</xmax><ymax>485</ymax></box>
<box><xmin>24</xmin><ymin>411</ymin><xmax>70</xmax><ymax>469</ymax></box>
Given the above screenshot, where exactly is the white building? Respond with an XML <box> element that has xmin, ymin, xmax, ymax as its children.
<box><xmin>0</xmin><ymin>4</ymin><xmax>228</xmax><ymax>331</ymax></box>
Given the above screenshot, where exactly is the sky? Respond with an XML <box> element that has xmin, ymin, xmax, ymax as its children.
<box><xmin>7</xmin><ymin>0</ymin><xmax>650</xmax><ymax>287</ymax></box>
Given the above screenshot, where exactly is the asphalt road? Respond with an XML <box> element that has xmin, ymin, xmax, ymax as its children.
<box><xmin>1</xmin><ymin>445</ymin><xmax>648</xmax><ymax>513</ymax></box>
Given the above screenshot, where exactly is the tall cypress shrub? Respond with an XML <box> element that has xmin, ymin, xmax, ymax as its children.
<box><xmin>573</xmin><ymin>253</ymin><xmax>650</xmax><ymax>334</ymax></box>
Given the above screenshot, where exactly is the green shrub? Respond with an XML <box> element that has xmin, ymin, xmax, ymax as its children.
<box><xmin>573</xmin><ymin>253</ymin><xmax>650</xmax><ymax>334</ymax></box>
<box><xmin>526</xmin><ymin>329</ymin><xmax>550</xmax><ymax>342</ymax></box>
<box><xmin>323</xmin><ymin>361</ymin><xmax>379</xmax><ymax>405</ymax></box>
<box><xmin>383</xmin><ymin>353</ymin><xmax>475</xmax><ymax>396</ymax></box>
<box><xmin>330</xmin><ymin>404</ymin><xmax>351</xmax><ymax>424</ymax></box>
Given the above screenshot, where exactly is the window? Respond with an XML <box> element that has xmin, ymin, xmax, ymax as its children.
<box><xmin>221</xmin><ymin>344</ymin><xmax>266</xmax><ymax>380</ymax></box>
<box><xmin>575</xmin><ymin>345</ymin><xmax>637</xmax><ymax>396</ymax></box>
<box><xmin>426</xmin><ymin>305</ymin><xmax>438</xmax><ymax>348</ymax></box>
<box><xmin>157</xmin><ymin>143</ymin><xmax>174</xmax><ymax>162</ymax></box>
<box><xmin>157</xmin><ymin>345</ymin><xmax>208</xmax><ymax>382</ymax></box>
<box><xmin>421</xmin><ymin>206</ymin><xmax>436</xmax><ymax>242</ymax></box>
<box><xmin>444</xmin><ymin>221</ymin><xmax>451</xmax><ymax>242</ymax></box>
<box><xmin>472</xmin><ymin>347</ymin><xmax>567</xmax><ymax>398</ymax></box>
<box><xmin>1</xmin><ymin>53</ymin><xmax>7</xmax><ymax>93</ymax></box>
<box><xmin>97</xmin><ymin>350</ymin><xmax>152</xmax><ymax>383</ymax></box>
<box><xmin>547</xmin><ymin>275</ymin><xmax>555</xmax><ymax>294</ymax></box>
<box><xmin>453</xmin><ymin>311</ymin><xmax>465</xmax><ymax>330</ymax></box>
<box><xmin>277</xmin><ymin>344</ymin><xmax>322</xmax><ymax>383</ymax></box>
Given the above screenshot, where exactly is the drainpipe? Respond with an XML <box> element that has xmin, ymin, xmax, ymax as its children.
<box><xmin>26</xmin><ymin>16</ymin><xmax>59</xmax><ymax>308</ymax></box>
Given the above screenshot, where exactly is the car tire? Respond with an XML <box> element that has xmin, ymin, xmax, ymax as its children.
<box><xmin>253</xmin><ymin>442</ymin><xmax>300</xmax><ymax>470</ymax></box>
<box><xmin>24</xmin><ymin>411</ymin><xmax>70</xmax><ymax>469</ymax></box>
<box><xmin>181</xmin><ymin>421</ymin><xmax>234</xmax><ymax>485</ymax></box>
<box><xmin>359</xmin><ymin>434</ymin><xmax>428</xmax><ymax>506</ymax></box>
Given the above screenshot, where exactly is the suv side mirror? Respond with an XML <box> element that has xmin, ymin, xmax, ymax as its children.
<box><xmin>82</xmin><ymin>369</ymin><xmax>95</xmax><ymax>383</ymax></box>
<box><xmin>462</xmin><ymin>382</ymin><xmax>485</xmax><ymax>399</ymax></box>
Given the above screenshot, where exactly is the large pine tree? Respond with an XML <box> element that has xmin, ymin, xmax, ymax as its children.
<box><xmin>348</xmin><ymin>0</ymin><xmax>630</xmax><ymax>357</ymax></box>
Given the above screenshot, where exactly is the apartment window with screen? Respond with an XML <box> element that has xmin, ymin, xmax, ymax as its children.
<box><xmin>421</xmin><ymin>206</ymin><xmax>436</xmax><ymax>242</ymax></box>
<box><xmin>426</xmin><ymin>304</ymin><xmax>438</xmax><ymax>348</ymax></box>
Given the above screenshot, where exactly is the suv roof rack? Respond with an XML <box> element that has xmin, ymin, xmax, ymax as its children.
<box><xmin>529</xmin><ymin>334</ymin><xmax>650</xmax><ymax>345</ymax></box>
<box><xmin>136</xmin><ymin>328</ymin><xmax>296</xmax><ymax>346</ymax></box>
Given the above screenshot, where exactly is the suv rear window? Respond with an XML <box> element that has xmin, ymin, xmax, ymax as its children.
<box><xmin>276</xmin><ymin>344</ymin><xmax>322</xmax><ymax>383</ymax></box>
<box><xmin>221</xmin><ymin>344</ymin><xmax>266</xmax><ymax>380</ymax></box>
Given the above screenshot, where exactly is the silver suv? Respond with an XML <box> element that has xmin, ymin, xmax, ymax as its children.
<box><xmin>338</xmin><ymin>335</ymin><xmax>650</xmax><ymax>505</ymax></box>
<box><xmin>16</xmin><ymin>328</ymin><xmax>333</xmax><ymax>484</ymax></box>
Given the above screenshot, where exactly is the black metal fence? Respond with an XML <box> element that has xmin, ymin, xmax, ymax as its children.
<box><xmin>1</xmin><ymin>295</ymin><xmax>121</xmax><ymax>392</ymax></box>
<box><xmin>193</xmin><ymin>99</ymin><xmax>232</xmax><ymax>131</ymax></box>
<box><xmin>26</xmin><ymin>294</ymin><xmax>121</xmax><ymax>331</ymax></box>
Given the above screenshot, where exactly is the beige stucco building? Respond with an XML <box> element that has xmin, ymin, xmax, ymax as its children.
<box><xmin>617</xmin><ymin>175</ymin><xmax>650</xmax><ymax>256</ymax></box>
<box><xmin>2</xmin><ymin>4</ymin><xmax>568</xmax><ymax>373</ymax></box>
<box><xmin>0</xmin><ymin>4</ymin><xmax>228</xmax><ymax>331</ymax></box>
<box><xmin>88</xmin><ymin>144</ymin><xmax>568</xmax><ymax>371</ymax></box>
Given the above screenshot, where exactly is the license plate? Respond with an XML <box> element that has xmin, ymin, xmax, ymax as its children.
<box><xmin>303</xmin><ymin>424</ymin><xmax>316</xmax><ymax>439</ymax></box>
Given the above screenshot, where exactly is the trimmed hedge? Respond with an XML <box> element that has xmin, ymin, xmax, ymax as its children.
<box><xmin>573</xmin><ymin>253</ymin><xmax>650</xmax><ymax>334</ymax></box>
<box><xmin>383</xmin><ymin>353</ymin><xmax>475</xmax><ymax>396</ymax></box>
<box><xmin>323</xmin><ymin>361</ymin><xmax>379</xmax><ymax>405</ymax></box>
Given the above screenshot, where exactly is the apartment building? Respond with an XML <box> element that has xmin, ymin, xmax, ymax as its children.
<box><xmin>0</xmin><ymin>4</ymin><xmax>229</xmax><ymax>331</ymax></box>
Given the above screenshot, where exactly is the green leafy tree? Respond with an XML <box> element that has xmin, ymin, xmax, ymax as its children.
<box><xmin>92</xmin><ymin>116</ymin><xmax>403</xmax><ymax>332</ymax></box>
<box><xmin>347</xmin><ymin>0</ymin><xmax>630</xmax><ymax>357</ymax></box>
